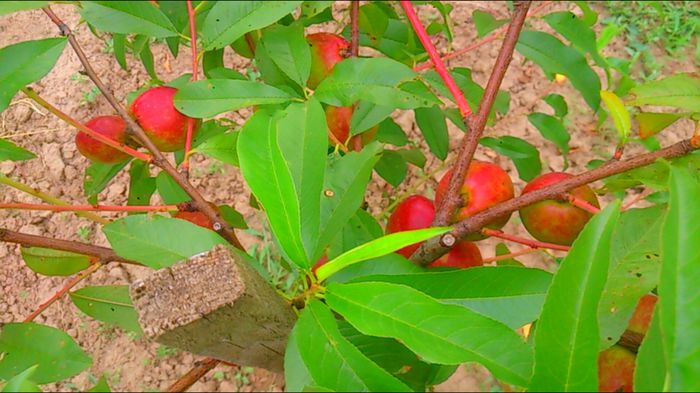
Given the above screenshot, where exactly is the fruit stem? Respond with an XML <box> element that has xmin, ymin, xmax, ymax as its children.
<box><xmin>0</xmin><ymin>174</ymin><xmax>109</xmax><ymax>224</ymax></box>
<box><xmin>0</xmin><ymin>227</ymin><xmax>140</xmax><ymax>265</ymax></box>
<box><xmin>23</xmin><ymin>260</ymin><xmax>102</xmax><ymax>322</ymax></box>
<box><xmin>567</xmin><ymin>194</ymin><xmax>601</xmax><ymax>214</ymax></box>
<box><xmin>481</xmin><ymin>228</ymin><xmax>571</xmax><ymax>251</ymax></box>
<box><xmin>482</xmin><ymin>247</ymin><xmax>541</xmax><ymax>264</ymax></box>
<box><xmin>350</xmin><ymin>0</ymin><xmax>360</xmax><ymax>57</ymax></box>
<box><xmin>21</xmin><ymin>87</ymin><xmax>153</xmax><ymax>162</ymax></box>
<box><xmin>430</xmin><ymin>1</ymin><xmax>530</xmax><ymax>228</ymax></box>
<box><xmin>181</xmin><ymin>0</ymin><xmax>198</xmax><ymax>177</ymax></box>
<box><xmin>413</xmin><ymin>1</ymin><xmax>550</xmax><ymax>72</ymax></box>
<box><xmin>400</xmin><ymin>1</ymin><xmax>472</xmax><ymax>117</ymax></box>
<box><xmin>621</xmin><ymin>188</ymin><xmax>653</xmax><ymax>211</ymax></box>
<box><xmin>0</xmin><ymin>203</ymin><xmax>179</xmax><ymax>213</ymax></box>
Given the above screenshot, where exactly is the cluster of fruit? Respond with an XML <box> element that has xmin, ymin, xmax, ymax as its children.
<box><xmin>387</xmin><ymin>162</ymin><xmax>600</xmax><ymax>268</ymax></box>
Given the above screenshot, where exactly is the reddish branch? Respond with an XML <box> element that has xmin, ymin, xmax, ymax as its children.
<box><xmin>23</xmin><ymin>261</ymin><xmax>102</xmax><ymax>322</ymax></box>
<box><xmin>182</xmin><ymin>0</ymin><xmax>198</xmax><ymax>175</ymax></box>
<box><xmin>21</xmin><ymin>87</ymin><xmax>152</xmax><ymax>162</ymax></box>
<box><xmin>482</xmin><ymin>247</ymin><xmax>540</xmax><ymax>264</ymax></box>
<box><xmin>350</xmin><ymin>1</ymin><xmax>360</xmax><ymax>57</ymax></box>
<box><xmin>0</xmin><ymin>228</ymin><xmax>140</xmax><ymax>265</ymax></box>
<box><xmin>431</xmin><ymin>2</ymin><xmax>531</xmax><ymax>228</ymax></box>
<box><xmin>482</xmin><ymin>228</ymin><xmax>570</xmax><ymax>251</ymax></box>
<box><xmin>0</xmin><ymin>203</ymin><xmax>178</xmax><ymax>213</ymax></box>
<box><xmin>622</xmin><ymin>188</ymin><xmax>653</xmax><ymax>211</ymax></box>
<box><xmin>567</xmin><ymin>194</ymin><xmax>601</xmax><ymax>214</ymax></box>
<box><xmin>166</xmin><ymin>358</ymin><xmax>221</xmax><ymax>392</ymax></box>
<box><xmin>41</xmin><ymin>6</ymin><xmax>244</xmax><ymax>250</ymax></box>
<box><xmin>400</xmin><ymin>1</ymin><xmax>472</xmax><ymax>117</ymax></box>
<box><xmin>412</xmin><ymin>138</ymin><xmax>697</xmax><ymax>265</ymax></box>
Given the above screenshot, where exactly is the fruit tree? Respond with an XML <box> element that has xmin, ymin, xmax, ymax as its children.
<box><xmin>0</xmin><ymin>1</ymin><xmax>699</xmax><ymax>392</ymax></box>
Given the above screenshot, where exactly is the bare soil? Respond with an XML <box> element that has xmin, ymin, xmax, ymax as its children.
<box><xmin>0</xmin><ymin>2</ymin><xmax>695</xmax><ymax>392</ymax></box>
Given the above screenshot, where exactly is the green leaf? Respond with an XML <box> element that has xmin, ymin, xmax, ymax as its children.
<box><xmin>201</xmin><ymin>1</ymin><xmax>302</xmax><ymax>51</ymax></box>
<box><xmin>326</xmin><ymin>281</ymin><xmax>534</xmax><ymax>386</ymax></box>
<box><xmin>1</xmin><ymin>365</ymin><xmax>41</xmax><ymax>393</ymax></box>
<box><xmin>601</xmin><ymin>90</ymin><xmax>631</xmax><ymax>145</ymax></box>
<box><xmin>529</xmin><ymin>202</ymin><xmax>621</xmax><ymax>391</ymax></box>
<box><xmin>375</xmin><ymin>118</ymin><xmax>408</xmax><ymax>146</ymax></box>
<box><xmin>349</xmin><ymin>102</ymin><xmax>394</xmax><ymax>135</ymax></box>
<box><xmin>173</xmin><ymin>79</ymin><xmax>295</xmax><ymax>118</ymax></box>
<box><xmin>81</xmin><ymin>1</ymin><xmax>178</xmax><ymax>38</ymax></box>
<box><xmin>543</xmin><ymin>11</ymin><xmax>607</xmax><ymax>68</ymax></box>
<box><xmin>573</xmin><ymin>1</ymin><xmax>598</xmax><ymax>25</ymax></box>
<box><xmin>597</xmin><ymin>24</ymin><xmax>621</xmax><ymax>51</ymax></box>
<box><xmin>0</xmin><ymin>1</ymin><xmax>47</xmax><ymax>16</ymax></box>
<box><xmin>112</xmin><ymin>34</ymin><xmax>128</xmax><ymax>71</ymax></box>
<box><xmin>352</xmin><ymin>266</ymin><xmax>552</xmax><ymax>329</ymax></box>
<box><xmin>629</xmin><ymin>73</ymin><xmax>700</xmax><ymax>112</ymax></box>
<box><xmin>544</xmin><ymin>93</ymin><xmax>568</xmax><ymax>118</ymax></box>
<box><xmin>374</xmin><ymin>150</ymin><xmax>407</xmax><ymax>187</ymax></box>
<box><xmin>84</xmin><ymin>161</ymin><xmax>130</xmax><ymax>205</ymax></box>
<box><xmin>414</xmin><ymin>106</ymin><xmax>449</xmax><ymax>160</ymax></box>
<box><xmin>259</xmin><ymin>23</ymin><xmax>310</xmax><ymax>87</ymax></box>
<box><xmin>87</xmin><ymin>376</ymin><xmax>111</xmax><ymax>392</ymax></box>
<box><xmin>634</xmin><ymin>309</ymin><xmax>666</xmax><ymax>392</ymax></box>
<box><xmin>21</xmin><ymin>247</ymin><xmax>92</xmax><ymax>277</ymax></box>
<box><xmin>315</xmin><ymin>58</ymin><xmax>435</xmax><ymax>109</ymax></box>
<box><xmin>205</xmin><ymin>67</ymin><xmax>247</xmax><ymax>81</ymax></box>
<box><xmin>0</xmin><ymin>323</ymin><xmax>92</xmax><ymax>384</ymax></box>
<box><xmin>398</xmin><ymin>148</ymin><xmax>426</xmax><ymax>168</ymax></box>
<box><xmin>517</xmin><ymin>30</ymin><xmax>601</xmax><ymax>110</ymax></box>
<box><xmin>480</xmin><ymin>136</ymin><xmax>541</xmax><ymax>181</ymax></box>
<box><xmin>285</xmin><ymin>300</ymin><xmax>412</xmax><ymax>392</ymax></box>
<box><xmin>598</xmin><ymin>205</ymin><xmax>664</xmax><ymax>349</ymax></box>
<box><xmin>202</xmin><ymin>48</ymin><xmax>224</xmax><ymax>78</ymax></box>
<box><xmin>659</xmin><ymin>165</ymin><xmax>700</xmax><ymax>390</ymax></box>
<box><xmin>69</xmin><ymin>285</ymin><xmax>142</xmax><ymax>334</ymax></box>
<box><xmin>472</xmin><ymin>10</ymin><xmax>507</xmax><ymax>38</ymax></box>
<box><xmin>327</xmin><ymin>254</ymin><xmax>424</xmax><ymax>284</ymax></box>
<box><xmin>0</xmin><ymin>139</ymin><xmax>35</xmax><ymax>162</ymax></box>
<box><xmin>195</xmin><ymin>131</ymin><xmax>239</xmax><ymax>166</ymax></box>
<box><xmin>494</xmin><ymin>243</ymin><xmax>524</xmax><ymax>266</ymax></box>
<box><xmin>155</xmin><ymin>172</ymin><xmax>191</xmax><ymax>204</ymax></box>
<box><xmin>218</xmin><ymin>205</ymin><xmax>248</xmax><ymax>229</ymax></box>
<box><xmin>127</xmin><ymin>160</ymin><xmax>155</xmax><ymax>208</ymax></box>
<box><xmin>103</xmin><ymin>215</ymin><xmax>226</xmax><ymax>269</ymax></box>
<box><xmin>527</xmin><ymin>112</ymin><xmax>570</xmax><ymax>157</ymax></box>
<box><xmin>637</xmin><ymin>112</ymin><xmax>684</xmax><ymax>140</ymax></box>
<box><xmin>316</xmin><ymin>227</ymin><xmax>450</xmax><ymax>281</ymax></box>
<box><xmin>328</xmin><ymin>208</ymin><xmax>383</xmax><ymax>259</ymax></box>
<box><xmin>132</xmin><ymin>35</ymin><xmax>158</xmax><ymax>81</ymax></box>
<box><xmin>0</xmin><ymin>37</ymin><xmax>67</xmax><ymax>112</ymax></box>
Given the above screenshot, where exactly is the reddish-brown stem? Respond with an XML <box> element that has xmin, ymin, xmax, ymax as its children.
<box><xmin>412</xmin><ymin>138</ymin><xmax>697</xmax><ymax>265</ymax></box>
<box><xmin>482</xmin><ymin>247</ymin><xmax>540</xmax><ymax>264</ymax></box>
<box><xmin>244</xmin><ymin>33</ymin><xmax>257</xmax><ymax>56</ymax></box>
<box><xmin>23</xmin><ymin>261</ymin><xmax>101</xmax><ymax>322</ymax></box>
<box><xmin>400</xmin><ymin>1</ymin><xmax>471</xmax><ymax>117</ymax></box>
<box><xmin>21</xmin><ymin>87</ymin><xmax>152</xmax><ymax>162</ymax></box>
<box><xmin>621</xmin><ymin>188</ymin><xmax>653</xmax><ymax>211</ymax></box>
<box><xmin>432</xmin><ymin>1</ymin><xmax>530</xmax><ymax>228</ymax></box>
<box><xmin>350</xmin><ymin>0</ymin><xmax>360</xmax><ymax>57</ymax></box>
<box><xmin>0</xmin><ymin>203</ymin><xmax>178</xmax><ymax>213</ymax></box>
<box><xmin>166</xmin><ymin>358</ymin><xmax>220</xmax><ymax>392</ymax></box>
<box><xmin>0</xmin><ymin>228</ymin><xmax>140</xmax><ymax>265</ymax></box>
<box><xmin>567</xmin><ymin>194</ymin><xmax>601</xmax><ymax>214</ymax></box>
<box><xmin>41</xmin><ymin>6</ymin><xmax>244</xmax><ymax>250</ymax></box>
<box><xmin>413</xmin><ymin>1</ymin><xmax>550</xmax><ymax>72</ymax></box>
<box><xmin>182</xmin><ymin>0</ymin><xmax>198</xmax><ymax>175</ymax></box>
<box><xmin>482</xmin><ymin>228</ymin><xmax>571</xmax><ymax>251</ymax></box>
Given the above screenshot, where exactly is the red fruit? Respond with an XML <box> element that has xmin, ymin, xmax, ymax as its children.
<box><xmin>430</xmin><ymin>240</ymin><xmax>483</xmax><ymax>269</ymax></box>
<box><xmin>173</xmin><ymin>211</ymin><xmax>213</xmax><ymax>230</ymax></box>
<box><xmin>435</xmin><ymin>161</ymin><xmax>515</xmax><ymax>239</ymax></box>
<box><xmin>628</xmin><ymin>294</ymin><xmax>658</xmax><ymax>336</ymax></box>
<box><xmin>387</xmin><ymin>195</ymin><xmax>436</xmax><ymax>258</ymax></box>
<box><xmin>598</xmin><ymin>345</ymin><xmax>635</xmax><ymax>392</ymax></box>
<box><xmin>519</xmin><ymin>172</ymin><xmax>600</xmax><ymax>246</ymax></box>
<box><xmin>75</xmin><ymin>115</ymin><xmax>131</xmax><ymax>164</ymax></box>
<box><xmin>325</xmin><ymin>105</ymin><xmax>378</xmax><ymax>150</ymax></box>
<box><xmin>307</xmin><ymin>33</ymin><xmax>350</xmax><ymax>89</ymax></box>
<box><xmin>130</xmin><ymin>86</ymin><xmax>197</xmax><ymax>152</ymax></box>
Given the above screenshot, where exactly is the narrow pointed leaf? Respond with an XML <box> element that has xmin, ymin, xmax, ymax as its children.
<box><xmin>81</xmin><ymin>1</ymin><xmax>177</xmax><ymax>38</ymax></box>
<box><xmin>634</xmin><ymin>309</ymin><xmax>666</xmax><ymax>392</ymax></box>
<box><xmin>21</xmin><ymin>247</ymin><xmax>92</xmax><ymax>277</ymax></box>
<box><xmin>637</xmin><ymin>112</ymin><xmax>684</xmax><ymax>139</ymax></box>
<box><xmin>527</xmin><ymin>113</ymin><xmax>570</xmax><ymax>158</ymax></box>
<box><xmin>0</xmin><ymin>139</ymin><xmax>36</xmax><ymax>161</ymax></box>
<box><xmin>530</xmin><ymin>202</ymin><xmax>621</xmax><ymax>391</ymax></box>
<box><xmin>326</xmin><ymin>281</ymin><xmax>534</xmax><ymax>386</ymax></box>
<box><xmin>480</xmin><ymin>136</ymin><xmax>541</xmax><ymax>181</ymax></box>
<box><xmin>259</xmin><ymin>23</ymin><xmax>311</xmax><ymax>87</ymax></box>
<box><xmin>0</xmin><ymin>2</ymin><xmax>47</xmax><ymax>16</ymax></box>
<box><xmin>1</xmin><ymin>365</ymin><xmax>41</xmax><ymax>393</ymax></box>
<box><xmin>414</xmin><ymin>106</ymin><xmax>449</xmax><ymax>160</ymax></box>
<box><xmin>69</xmin><ymin>285</ymin><xmax>142</xmax><ymax>334</ymax></box>
<box><xmin>601</xmin><ymin>90</ymin><xmax>631</xmax><ymax>144</ymax></box>
<box><xmin>630</xmin><ymin>73</ymin><xmax>700</xmax><ymax>112</ymax></box>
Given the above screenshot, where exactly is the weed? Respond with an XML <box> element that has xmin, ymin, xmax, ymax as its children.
<box><xmin>76</xmin><ymin>226</ymin><xmax>92</xmax><ymax>242</ymax></box>
<box><xmin>155</xmin><ymin>344</ymin><xmax>180</xmax><ymax>359</ymax></box>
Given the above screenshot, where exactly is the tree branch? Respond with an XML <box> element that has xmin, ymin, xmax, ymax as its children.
<box><xmin>350</xmin><ymin>0</ymin><xmax>359</xmax><ymax>57</ymax></box>
<box><xmin>181</xmin><ymin>0</ymin><xmax>198</xmax><ymax>176</ymax></box>
<box><xmin>431</xmin><ymin>1</ymin><xmax>530</xmax><ymax>227</ymax></box>
<box><xmin>412</xmin><ymin>138</ymin><xmax>698</xmax><ymax>265</ymax></box>
<box><xmin>166</xmin><ymin>358</ymin><xmax>220</xmax><ymax>392</ymax></box>
<box><xmin>41</xmin><ymin>6</ymin><xmax>244</xmax><ymax>250</ymax></box>
<box><xmin>0</xmin><ymin>228</ymin><xmax>140</xmax><ymax>265</ymax></box>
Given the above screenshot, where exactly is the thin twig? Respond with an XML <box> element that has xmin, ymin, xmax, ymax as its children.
<box><xmin>350</xmin><ymin>1</ymin><xmax>360</xmax><ymax>57</ymax></box>
<box><xmin>431</xmin><ymin>1</ymin><xmax>531</xmax><ymax>227</ymax></box>
<box><xmin>0</xmin><ymin>174</ymin><xmax>108</xmax><ymax>224</ymax></box>
<box><xmin>412</xmin><ymin>138</ymin><xmax>698</xmax><ymax>265</ymax></box>
<box><xmin>567</xmin><ymin>194</ymin><xmax>601</xmax><ymax>214</ymax></box>
<box><xmin>0</xmin><ymin>203</ymin><xmax>178</xmax><ymax>213</ymax></box>
<box><xmin>481</xmin><ymin>247</ymin><xmax>540</xmax><ymax>264</ymax></box>
<box><xmin>166</xmin><ymin>358</ymin><xmax>221</xmax><ymax>392</ymax></box>
<box><xmin>621</xmin><ymin>188</ymin><xmax>653</xmax><ymax>211</ymax></box>
<box><xmin>481</xmin><ymin>228</ymin><xmax>570</xmax><ymax>251</ymax></box>
<box><xmin>181</xmin><ymin>0</ymin><xmax>198</xmax><ymax>176</ymax></box>
<box><xmin>41</xmin><ymin>6</ymin><xmax>244</xmax><ymax>250</ymax></box>
<box><xmin>0</xmin><ymin>228</ymin><xmax>140</xmax><ymax>265</ymax></box>
<box><xmin>23</xmin><ymin>261</ymin><xmax>102</xmax><ymax>322</ymax></box>
<box><xmin>400</xmin><ymin>1</ymin><xmax>472</xmax><ymax>117</ymax></box>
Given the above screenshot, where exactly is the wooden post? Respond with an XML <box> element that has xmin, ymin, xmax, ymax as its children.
<box><xmin>129</xmin><ymin>245</ymin><xmax>296</xmax><ymax>373</ymax></box>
